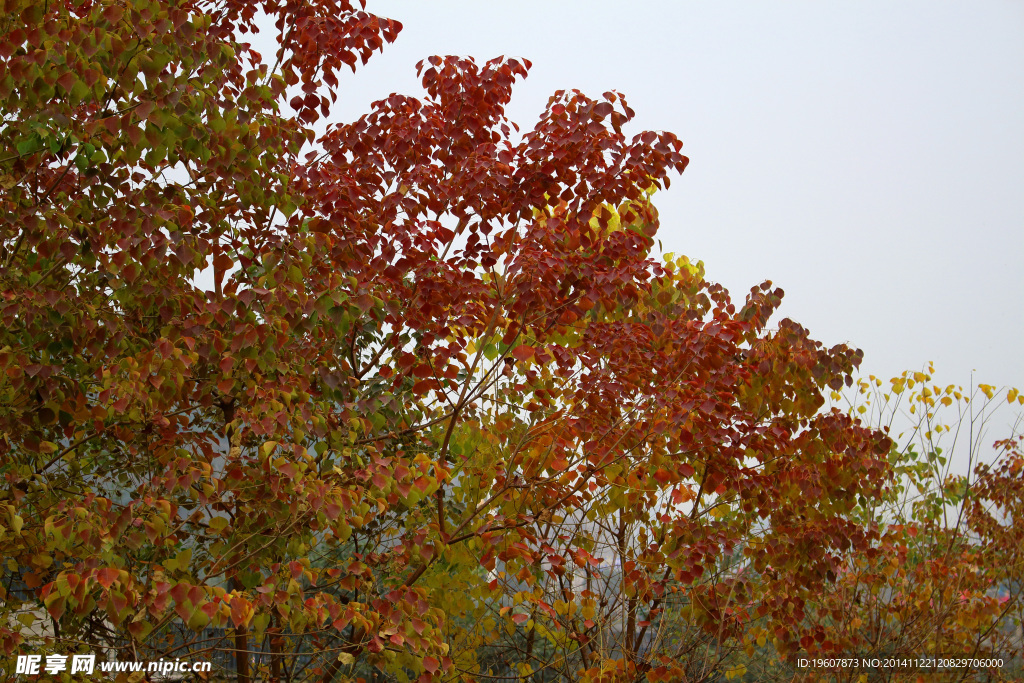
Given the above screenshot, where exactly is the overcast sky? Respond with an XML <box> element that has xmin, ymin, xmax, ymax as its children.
<box><xmin>311</xmin><ymin>0</ymin><xmax>1024</xmax><ymax>392</ymax></box>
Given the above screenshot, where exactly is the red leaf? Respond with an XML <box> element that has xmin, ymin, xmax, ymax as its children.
<box><xmin>96</xmin><ymin>568</ymin><xmax>119</xmax><ymax>589</ymax></box>
<box><xmin>102</xmin><ymin>5</ymin><xmax>124</xmax><ymax>23</ymax></box>
<box><xmin>125</xmin><ymin>125</ymin><xmax>142</xmax><ymax>146</ymax></box>
<box><xmin>170</xmin><ymin>582</ymin><xmax>189</xmax><ymax>604</ymax></box>
<box><xmin>57</xmin><ymin>72</ymin><xmax>76</xmax><ymax>93</ymax></box>
<box><xmin>510</xmin><ymin>345</ymin><xmax>534</xmax><ymax>362</ymax></box>
<box><xmin>355</xmin><ymin>293</ymin><xmax>374</xmax><ymax>313</ymax></box>
<box><xmin>422</xmin><ymin>656</ymin><xmax>439</xmax><ymax>673</ymax></box>
<box><xmin>135</xmin><ymin>100</ymin><xmax>155</xmax><ymax>120</ymax></box>
<box><xmin>213</xmin><ymin>253</ymin><xmax>233</xmax><ymax>271</ymax></box>
<box><xmin>412</xmin><ymin>379</ymin><xmax>434</xmax><ymax>394</ymax></box>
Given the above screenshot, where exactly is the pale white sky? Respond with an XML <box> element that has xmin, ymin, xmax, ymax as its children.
<box><xmin>290</xmin><ymin>1</ymin><xmax>1024</xmax><ymax>391</ymax></box>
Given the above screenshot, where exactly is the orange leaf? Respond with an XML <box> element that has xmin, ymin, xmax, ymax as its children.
<box><xmin>510</xmin><ymin>345</ymin><xmax>534</xmax><ymax>362</ymax></box>
<box><xmin>96</xmin><ymin>568</ymin><xmax>119</xmax><ymax>589</ymax></box>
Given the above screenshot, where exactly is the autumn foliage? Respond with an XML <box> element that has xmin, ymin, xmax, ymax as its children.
<box><xmin>1</xmin><ymin>1</ymin><xmax>1020</xmax><ymax>682</ymax></box>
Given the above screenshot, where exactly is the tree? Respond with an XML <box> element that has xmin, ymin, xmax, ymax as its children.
<box><xmin>1</xmin><ymin>1</ymin><xmax>407</xmax><ymax>679</ymax></box>
<box><xmin>1</xmin><ymin>2</ymin><xmax>893</xmax><ymax>682</ymax></box>
<box><xmin>785</xmin><ymin>369</ymin><xmax>1024</xmax><ymax>682</ymax></box>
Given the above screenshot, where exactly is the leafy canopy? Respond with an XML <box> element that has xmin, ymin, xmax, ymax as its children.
<box><xmin>0</xmin><ymin>1</ymin><xmax>901</xmax><ymax>682</ymax></box>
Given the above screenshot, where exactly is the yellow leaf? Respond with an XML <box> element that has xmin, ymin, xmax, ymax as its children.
<box><xmin>725</xmin><ymin>665</ymin><xmax>746</xmax><ymax>680</ymax></box>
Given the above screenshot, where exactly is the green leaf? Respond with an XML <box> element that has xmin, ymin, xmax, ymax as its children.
<box><xmin>187</xmin><ymin>606</ymin><xmax>210</xmax><ymax>631</ymax></box>
<box><xmin>70</xmin><ymin>80</ymin><xmax>92</xmax><ymax>104</ymax></box>
<box><xmin>16</xmin><ymin>135</ymin><xmax>43</xmax><ymax>156</ymax></box>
